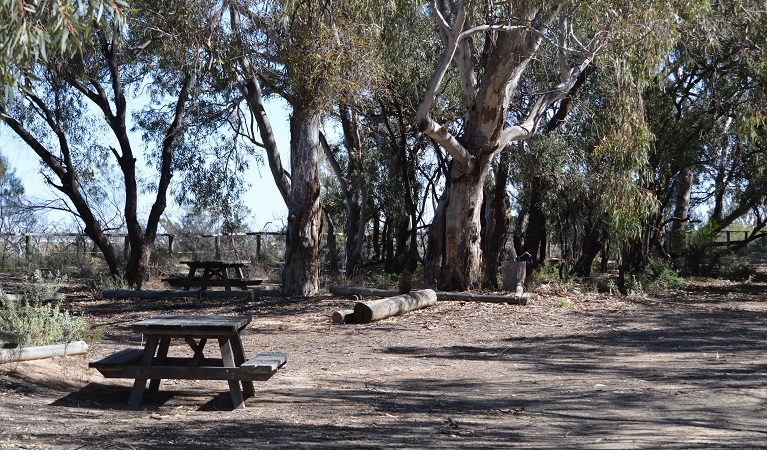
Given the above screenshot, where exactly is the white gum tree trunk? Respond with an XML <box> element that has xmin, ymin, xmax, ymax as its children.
<box><xmin>418</xmin><ymin>0</ymin><xmax>597</xmax><ymax>290</ymax></box>
<box><xmin>282</xmin><ymin>109</ymin><xmax>322</xmax><ymax>296</ymax></box>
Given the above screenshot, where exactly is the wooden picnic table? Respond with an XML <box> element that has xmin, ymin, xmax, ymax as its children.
<box><xmin>89</xmin><ymin>315</ymin><xmax>288</xmax><ymax>409</ymax></box>
<box><xmin>164</xmin><ymin>260</ymin><xmax>263</xmax><ymax>291</ymax></box>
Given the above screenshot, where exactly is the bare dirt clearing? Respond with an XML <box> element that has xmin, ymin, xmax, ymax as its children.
<box><xmin>1</xmin><ymin>271</ymin><xmax>766</xmax><ymax>449</ymax></box>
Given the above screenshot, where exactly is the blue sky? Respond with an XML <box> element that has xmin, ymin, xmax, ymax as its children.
<box><xmin>1</xmin><ymin>99</ymin><xmax>291</xmax><ymax>233</ymax></box>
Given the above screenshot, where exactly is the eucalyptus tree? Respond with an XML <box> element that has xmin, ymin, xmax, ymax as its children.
<box><xmin>416</xmin><ymin>0</ymin><xmax>703</xmax><ymax>290</ymax></box>
<box><xmin>0</xmin><ymin>0</ymin><xmax>224</xmax><ymax>287</ymax></box>
<box><xmin>227</xmin><ymin>0</ymin><xmax>386</xmax><ymax>295</ymax></box>
<box><xmin>640</xmin><ymin>0</ymin><xmax>767</xmax><ymax>271</ymax></box>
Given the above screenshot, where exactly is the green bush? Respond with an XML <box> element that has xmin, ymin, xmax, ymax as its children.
<box><xmin>0</xmin><ymin>271</ymin><xmax>98</xmax><ymax>347</ymax></box>
<box><xmin>683</xmin><ymin>224</ymin><xmax>730</xmax><ymax>276</ymax></box>
<box><xmin>683</xmin><ymin>225</ymin><xmax>754</xmax><ymax>279</ymax></box>
<box><xmin>647</xmin><ymin>259</ymin><xmax>688</xmax><ymax>289</ymax></box>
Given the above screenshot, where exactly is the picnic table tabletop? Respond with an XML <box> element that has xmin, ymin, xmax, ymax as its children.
<box><xmin>131</xmin><ymin>314</ymin><xmax>252</xmax><ymax>337</ymax></box>
<box><xmin>180</xmin><ymin>259</ymin><xmax>251</xmax><ymax>268</ymax></box>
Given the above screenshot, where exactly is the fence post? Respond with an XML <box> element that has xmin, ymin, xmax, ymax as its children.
<box><xmin>214</xmin><ymin>235</ymin><xmax>221</xmax><ymax>259</ymax></box>
<box><xmin>25</xmin><ymin>234</ymin><xmax>33</xmax><ymax>258</ymax></box>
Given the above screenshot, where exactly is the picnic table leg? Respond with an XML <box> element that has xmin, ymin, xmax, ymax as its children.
<box><xmin>147</xmin><ymin>338</ymin><xmax>171</xmax><ymax>395</ymax></box>
<box><xmin>219</xmin><ymin>338</ymin><xmax>245</xmax><ymax>408</ymax></box>
<box><xmin>184</xmin><ymin>266</ymin><xmax>197</xmax><ymax>291</ymax></box>
<box><xmin>187</xmin><ymin>338</ymin><xmax>208</xmax><ymax>367</ymax></box>
<box><xmin>229</xmin><ymin>333</ymin><xmax>255</xmax><ymax>398</ymax></box>
<box><xmin>233</xmin><ymin>266</ymin><xmax>248</xmax><ymax>291</ymax></box>
<box><xmin>129</xmin><ymin>337</ymin><xmax>159</xmax><ymax>408</ymax></box>
<box><xmin>222</xmin><ymin>268</ymin><xmax>232</xmax><ymax>291</ymax></box>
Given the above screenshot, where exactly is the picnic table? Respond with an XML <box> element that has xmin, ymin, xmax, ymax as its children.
<box><xmin>89</xmin><ymin>314</ymin><xmax>288</xmax><ymax>409</ymax></box>
<box><xmin>163</xmin><ymin>260</ymin><xmax>263</xmax><ymax>291</ymax></box>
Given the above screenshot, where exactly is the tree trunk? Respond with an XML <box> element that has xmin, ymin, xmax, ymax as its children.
<box><xmin>514</xmin><ymin>175</ymin><xmax>547</xmax><ymax>270</ymax></box>
<box><xmin>324</xmin><ymin>210</ymin><xmax>339</xmax><ymax>274</ymax></box>
<box><xmin>393</xmin><ymin>217</ymin><xmax>412</xmax><ymax>274</ymax></box>
<box><xmin>440</xmin><ymin>157</ymin><xmax>491</xmax><ymax>291</ymax></box>
<box><xmin>423</xmin><ymin>190</ymin><xmax>447</xmax><ymax>286</ymax></box>
<box><xmin>571</xmin><ymin>221</ymin><xmax>604</xmax><ymax>278</ymax></box>
<box><xmin>344</xmin><ymin>193</ymin><xmax>365</xmax><ymax>276</ymax></box>
<box><xmin>482</xmin><ymin>150</ymin><xmax>512</xmax><ymax>288</ymax></box>
<box><xmin>670</xmin><ymin>167</ymin><xmax>692</xmax><ymax>259</ymax></box>
<box><xmin>282</xmin><ymin>109</ymin><xmax>322</xmax><ymax>296</ymax></box>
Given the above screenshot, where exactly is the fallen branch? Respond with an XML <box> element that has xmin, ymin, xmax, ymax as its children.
<box><xmin>101</xmin><ymin>289</ymin><xmax>280</xmax><ymax>300</ymax></box>
<box><xmin>353</xmin><ymin>290</ymin><xmax>438</xmax><ymax>323</ymax></box>
<box><xmin>328</xmin><ymin>286</ymin><xmax>528</xmax><ymax>305</ymax></box>
<box><xmin>0</xmin><ymin>340</ymin><xmax>89</xmax><ymax>363</ymax></box>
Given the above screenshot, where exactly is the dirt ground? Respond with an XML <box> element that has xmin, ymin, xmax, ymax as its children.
<box><xmin>1</xmin><ymin>267</ymin><xmax>767</xmax><ymax>449</ymax></box>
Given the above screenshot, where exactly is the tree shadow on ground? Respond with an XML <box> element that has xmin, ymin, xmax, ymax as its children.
<box><xmin>50</xmin><ymin>304</ymin><xmax>767</xmax><ymax>449</ymax></box>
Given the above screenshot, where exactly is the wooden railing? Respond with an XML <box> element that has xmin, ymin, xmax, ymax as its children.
<box><xmin>0</xmin><ymin>232</ymin><xmax>286</xmax><ymax>262</ymax></box>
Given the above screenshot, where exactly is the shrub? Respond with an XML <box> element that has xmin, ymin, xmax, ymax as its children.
<box><xmin>683</xmin><ymin>225</ymin><xmax>754</xmax><ymax>279</ymax></box>
<box><xmin>683</xmin><ymin>224</ymin><xmax>730</xmax><ymax>276</ymax></box>
<box><xmin>647</xmin><ymin>259</ymin><xmax>688</xmax><ymax>289</ymax></box>
<box><xmin>0</xmin><ymin>271</ymin><xmax>98</xmax><ymax>347</ymax></box>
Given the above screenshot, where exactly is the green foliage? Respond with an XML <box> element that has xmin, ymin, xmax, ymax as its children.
<box><xmin>715</xmin><ymin>254</ymin><xmax>755</xmax><ymax>280</ymax></box>
<box><xmin>683</xmin><ymin>224</ymin><xmax>729</xmax><ymax>276</ymax></box>
<box><xmin>683</xmin><ymin>224</ymin><xmax>755</xmax><ymax>279</ymax></box>
<box><xmin>0</xmin><ymin>0</ymin><xmax>127</xmax><ymax>108</ymax></box>
<box><xmin>0</xmin><ymin>271</ymin><xmax>97</xmax><ymax>347</ymax></box>
<box><xmin>264</xmin><ymin>0</ymin><xmax>386</xmax><ymax>112</ymax></box>
<box><xmin>96</xmin><ymin>271</ymin><xmax>132</xmax><ymax>292</ymax></box>
<box><xmin>646</xmin><ymin>259</ymin><xmax>688</xmax><ymax>290</ymax></box>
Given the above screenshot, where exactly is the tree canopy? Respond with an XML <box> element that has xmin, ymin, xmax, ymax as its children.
<box><xmin>1</xmin><ymin>0</ymin><xmax>765</xmax><ymax>293</ymax></box>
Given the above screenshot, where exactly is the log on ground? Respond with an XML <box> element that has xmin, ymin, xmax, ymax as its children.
<box><xmin>101</xmin><ymin>289</ymin><xmax>280</xmax><ymax>300</ymax></box>
<box><xmin>329</xmin><ymin>286</ymin><xmax>528</xmax><ymax>305</ymax></box>
<box><xmin>0</xmin><ymin>340</ymin><xmax>89</xmax><ymax>363</ymax></box>
<box><xmin>331</xmin><ymin>310</ymin><xmax>356</xmax><ymax>324</ymax></box>
<box><xmin>353</xmin><ymin>289</ymin><xmax>437</xmax><ymax>323</ymax></box>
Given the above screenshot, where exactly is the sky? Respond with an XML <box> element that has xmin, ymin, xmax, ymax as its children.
<box><xmin>1</xmin><ymin>98</ymin><xmax>291</xmax><ymax>233</ymax></box>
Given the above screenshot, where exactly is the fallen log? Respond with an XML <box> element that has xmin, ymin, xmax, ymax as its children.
<box><xmin>353</xmin><ymin>289</ymin><xmax>437</xmax><ymax>323</ymax></box>
<box><xmin>0</xmin><ymin>340</ymin><xmax>89</xmax><ymax>363</ymax></box>
<box><xmin>0</xmin><ymin>330</ymin><xmax>25</xmax><ymax>347</ymax></box>
<box><xmin>329</xmin><ymin>286</ymin><xmax>400</xmax><ymax>297</ymax></box>
<box><xmin>331</xmin><ymin>309</ymin><xmax>356</xmax><ymax>324</ymax></box>
<box><xmin>438</xmin><ymin>292</ymin><xmax>529</xmax><ymax>305</ymax></box>
<box><xmin>101</xmin><ymin>289</ymin><xmax>280</xmax><ymax>300</ymax></box>
<box><xmin>328</xmin><ymin>286</ymin><xmax>528</xmax><ymax>305</ymax></box>
<box><xmin>2</xmin><ymin>293</ymin><xmax>66</xmax><ymax>303</ymax></box>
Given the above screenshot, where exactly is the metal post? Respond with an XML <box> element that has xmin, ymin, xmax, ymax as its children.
<box><xmin>168</xmin><ymin>235</ymin><xmax>175</xmax><ymax>256</ymax></box>
<box><xmin>256</xmin><ymin>234</ymin><xmax>262</xmax><ymax>262</ymax></box>
<box><xmin>215</xmin><ymin>235</ymin><xmax>221</xmax><ymax>259</ymax></box>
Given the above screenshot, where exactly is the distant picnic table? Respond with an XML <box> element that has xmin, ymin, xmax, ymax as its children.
<box><xmin>163</xmin><ymin>260</ymin><xmax>263</xmax><ymax>291</ymax></box>
<box><xmin>89</xmin><ymin>314</ymin><xmax>288</xmax><ymax>409</ymax></box>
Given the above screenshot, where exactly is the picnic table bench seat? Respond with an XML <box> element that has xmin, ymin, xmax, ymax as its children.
<box><xmin>241</xmin><ymin>352</ymin><xmax>289</xmax><ymax>373</ymax></box>
<box><xmin>162</xmin><ymin>276</ymin><xmax>264</xmax><ymax>288</ymax></box>
<box><xmin>89</xmin><ymin>348</ymin><xmax>144</xmax><ymax>371</ymax></box>
<box><xmin>90</xmin><ymin>350</ymin><xmax>289</xmax><ymax>382</ymax></box>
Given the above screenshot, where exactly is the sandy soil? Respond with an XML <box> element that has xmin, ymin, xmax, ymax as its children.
<box><xmin>1</xmin><ymin>269</ymin><xmax>766</xmax><ymax>449</ymax></box>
